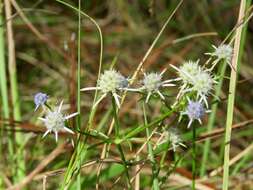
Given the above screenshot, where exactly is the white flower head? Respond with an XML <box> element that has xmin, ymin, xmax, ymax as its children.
<box><xmin>190</xmin><ymin>70</ymin><xmax>216</xmax><ymax>107</ymax></box>
<box><xmin>39</xmin><ymin>100</ymin><xmax>78</xmax><ymax>142</ymax></box>
<box><xmin>98</xmin><ymin>70</ymin><xmax>127</xmax><ymax>93</ymax></box>
<box><xmin>177</xmin><ymin>60</ymin><xmax>201</xmax><ymax>84</ymax></box>
<box><xmin>206</xmin><ymin>44</ymin><xmax>233</xmax><ymax>70</ymax></box>
<box><xmin>170</xmin><ymin>60</ymin><xmax>201</xmax><ymax>99</ymax></box>
<box><xmin>182</xmin><ymin>98</ymin><xmax>210</xmax><ymax>128</ymax></box>
<box><xmin>136</xmin><ymin>69</ymin><xmax>175</xmax><ymax>103</ymax></box>
<box><xmin>156</xmin><ymin>128</ymin><xmax>186</xmax><ymax>152</ymax></box>
<box><xmin>81</xmin><ymin>69</ymin><xmax>129</xmax><ymax>108</ymax></box>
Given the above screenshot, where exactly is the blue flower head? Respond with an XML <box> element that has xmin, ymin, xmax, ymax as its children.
<box><xmin>183</xmin><ymin>99</ymin><xmax>209</xmax><ymax>128</ymax></box>
<box><xmin>186</xmin><ymin>101</ymin><xmax>205</xmax><ymax>120</ymax></box>
<box><xmin>34</xmin><ymin>92</ymin><xmax>48</xmax><ymax>111</ymax></box>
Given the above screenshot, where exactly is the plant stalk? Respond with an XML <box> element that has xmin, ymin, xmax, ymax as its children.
<box><xmin>142</xmin><ymin>102</ymin><xmax>159</xmax><ymax>190</ymax></box>
<box><xmin>222</xmin><ymin>1</ymin><xmax>247</xmax><ymax>189</ymax></box>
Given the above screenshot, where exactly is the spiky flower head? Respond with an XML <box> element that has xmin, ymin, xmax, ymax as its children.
<box><xmin>170</xmin><ymin>60</ymin><xmax>202</xmax><ymax>101</ymax></box>
<box><xmin>178</xmin><ymin>60</ymin><xmax>201</xmax><ymax>84</ymax></box>
<box><xmin>211</xmin><ymin>44</ymin><xmax>233</xmax><ymax>60</ymax></box>
<box><xmin>183</xmin><ymin>99</ymin><xmax>210</xmax><ymax>128</ymax></box>
<box><xmin>98</xmin><ymin>70</ymin><xmax>127</xmax><ymax>93</ymax></box>
<box><xmin>192</xmin><ymin>71</ymin><xmax>213</xmax><ymax>95</ymax></box>
<box><xmin>186</xmin><ymin>101</ymin><xmax>205</xmax><ymax>120</ymax></box>
<box><xmin>39</xmin><ymin>101</ymin><xmax>78</xmax><ymax>142</ymax></box>
<box><xmin>34</xmin><ymin>92</ymin><xmax>48</xmax><ymax>111</ymax></box>
<box><xmin>142</xmin><ymin>72</ymin><xmax>162</xmax><ymax>92</ymax></box>
<box><xmin>138</xmin><ymin>70</ymin><xmax>175</xmax><ymax>103</ymax></box>
<box><xmin>206</xmin><ymin>44</ymin><xmax>233</xmax><ymax>70</ymax></box>
<box><xmin>167</xmin><ymin>128</ymin><xmax>185</xmax><ymax>152</ymax></box>
<box><xmin>81</xmin><ymin>69</ymin><xmax>129</xmax><ymax>108</ymax></box>
<box><xmin>184</xmin><ymin>69</ymin><xmax>217</xmax><ymax>108</ymax></box>
<box><xmin>156</xmin><ymin>128</ymin><xmax>185</xmax><ymax>152</ymax></box>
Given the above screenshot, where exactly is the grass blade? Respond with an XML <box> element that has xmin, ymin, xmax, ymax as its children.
<box><xmin>222</xmin><ymin>1</ymin><xmax>247</xmax><ymax>189</ymax></box>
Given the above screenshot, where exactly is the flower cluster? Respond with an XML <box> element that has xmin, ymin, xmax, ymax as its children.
<box><xmin>80</xmin><ymin>69</ymin><xmax>175</xmax><ymax>106</ymax></box>
<box><xmin>34</xmin><ymin>93</ymin><xmax>78</xmax><ymax>142</ymax></box>
<box><xmin>171</xmin><ymin>60</ymin><xmax>217</xmax><ymax>107</ymax></box>
<box><xmin>169</xmin><ymin>44</ymin><xmax>232</xmax><ymax>128</ymax></box>
<box><xmin>34</xmin><ymin>43</ymin><xmax>232</xmax><ymax>146</ymax></box>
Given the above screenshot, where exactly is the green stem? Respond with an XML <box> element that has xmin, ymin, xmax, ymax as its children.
<box><xmin>0</xmin><ymin>1</ymin><xmax>10</xmax><ymax>187</ymax></box>
<box><xmin>4</xmin><ymin>0</ymin><xmax>26</xmax><ymax>183</ymax></box>
<box><xmin>200</xmin><ymin>61</ymin><xmax>227</xmax><ymax>176</ymax></box>
<box><xmin>142</xmin><ymin>102</ymin><xmax>159</xmax><ymax>190</ymax></box>
<box><xmin>192</xmin><ymin>124</ymin><xmax>196</xmax><ymax>190</ymax></box>
<box><xmin>112</xmin><ymin>98</ymin><xmax>131</xmax><ymax>189</ymax></box>
<box><xmin>56</xmin><ymin>1</ymin><xmax>104</xmax><ymax>188</ymax></box>
<box><xmin>112</xmin><ymin>96</ymin><xmax>120</xmax><ymax>136</ymax></box>
<box><xmin>222</xmin><ymin>1</ymin><xmax>247</xmax><ymax>190</ymax></box>
<box><xmin>0</xmin><ymin>1</ymin><xmax>9</xmax><ymax>120</ymax></box>
<box><xmin>124</xmin><ymin>108</ymin><xmax>175</xmax><ymax>140</ymax></box>
<box><xmin>76</xmin><ymin>1</ymin><xmax>81</xmax><ymax>189</ymax></box>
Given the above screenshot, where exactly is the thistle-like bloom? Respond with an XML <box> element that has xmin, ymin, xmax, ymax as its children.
<box><xmin>34</xmin><ymin>92</ymin><xmax>49</xmax><ymax>111</ymax></box>
<box><xmin>80</xmin><ymin>69</ymin><xmax>129</xmax><ymax>108</ymax></box>
<box><xmin>188</xmin><ymin>69</ymin><xmax>216</xmax><ymax>107</ymax></box>
<box><xmin>170</xmin><ymin>60</ymin><xmax>201</xmax><ymax>99</ymax></box>
<box><xmin>156</xmin><ymin>128</ymin><xmax>185</xmax><ymax>152</ymax></box>
<box><xmin>205</xmin><ymin>44</ymin><xmax>233</xmax><ymax>70</ymax></box>
<box><xmin>182</xmin><ymin>99</ymin><xmax>210</xmax><ymax>128</ymax></box>
<box><xmin>135</xmin><ymin>70</ymin><xmax>175</xmax><ymax>103</ymax></box>
<box><xmin>39</xmin><ymin>101</ymin><xmax>78</xmax><ymax>142</ymax></box>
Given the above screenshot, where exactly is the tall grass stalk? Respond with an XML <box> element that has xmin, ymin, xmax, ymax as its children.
<box><xmin>200</xmin><ymin>61</ymin><xmax>227</xmax><ymax>176</ymax></box>
<box><xmin>56</xmin><ymin>1</ymin><xmax>104</xmax><ymax>188</ymax></box>
<box><xmin>76</xmin><ymin>0</ymin><xmax>82</xmax><ymax>189</ymax></box>
<box><xmin>0</xmin><ymin>0</ymin><xmax>10</xmax><ymax>187</ymax></box>
<box><xmin>142</xmin><ymin>102</ymin><xmax>159</xmax><ymax>190</ymax></box>
<box><xmin>4</xmin><ymin>0</ymin><xmax>25</xmax><ymax>182</ymax></box>
<box><xmin>0</xmin><ymin>1</ymin><xmax>9</xmax><ymax>130</ymax></box>
<box><xmin>222</xmin><ymin>1</ymin><xmax>247</xmax><ymax>189</ymax></box>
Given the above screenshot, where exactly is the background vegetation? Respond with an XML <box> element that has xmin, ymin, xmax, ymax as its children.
<box><xmin>0</xmin><ymin>0</ymin><xmax>253</xmax><ymax>189</ymax></box>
